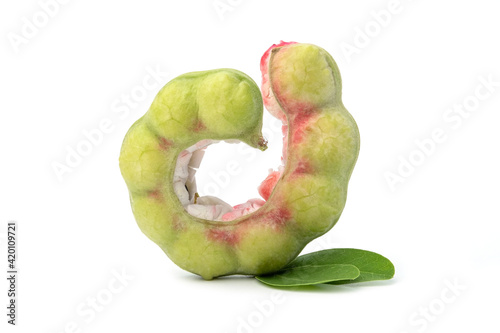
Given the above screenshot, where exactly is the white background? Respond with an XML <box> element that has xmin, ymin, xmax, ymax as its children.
<box><xmin>1</xmin><ymin>0</ymin><xmax>499</xmax><ymax>332</ymax></box>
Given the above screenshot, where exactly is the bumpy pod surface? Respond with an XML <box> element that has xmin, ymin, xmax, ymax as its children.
<box><xmin>119</xmin><ymin>42</ymin><xmax>360</xmax><ymax>279</ymax></box>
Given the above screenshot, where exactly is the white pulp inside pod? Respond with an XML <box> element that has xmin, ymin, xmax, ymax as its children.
<box><xmin>173</xmin><ymin>139</ymin><xmax>284</xmax><ymax>221</ymax></box>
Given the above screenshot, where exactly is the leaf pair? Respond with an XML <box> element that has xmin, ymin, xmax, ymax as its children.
<box><xmin>255</xmin><ymin>248</ymin><xmax>394</xmax><ymax>287</ymax></box>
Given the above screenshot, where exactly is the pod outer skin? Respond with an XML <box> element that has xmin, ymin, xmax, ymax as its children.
<box><xmin>119</xmin><ymin>43</ymin><xmax>360</xmax><ymax>280</ymax></box>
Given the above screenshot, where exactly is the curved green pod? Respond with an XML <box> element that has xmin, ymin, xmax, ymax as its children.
<box><xmin>119</xmin><ymin>42</ymin><xmax>360</xmax><ymax>280</ymax></box>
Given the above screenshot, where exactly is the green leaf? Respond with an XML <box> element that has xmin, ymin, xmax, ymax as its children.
<box><xmin>255</xmin><ymin>264</ymin><xmax>360</xmax><ymax>287</ymax></box>
<box><xmin>284</xmin><ymin>248</ymin><xmax>394</xmax><ymax>285</ymax></box>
